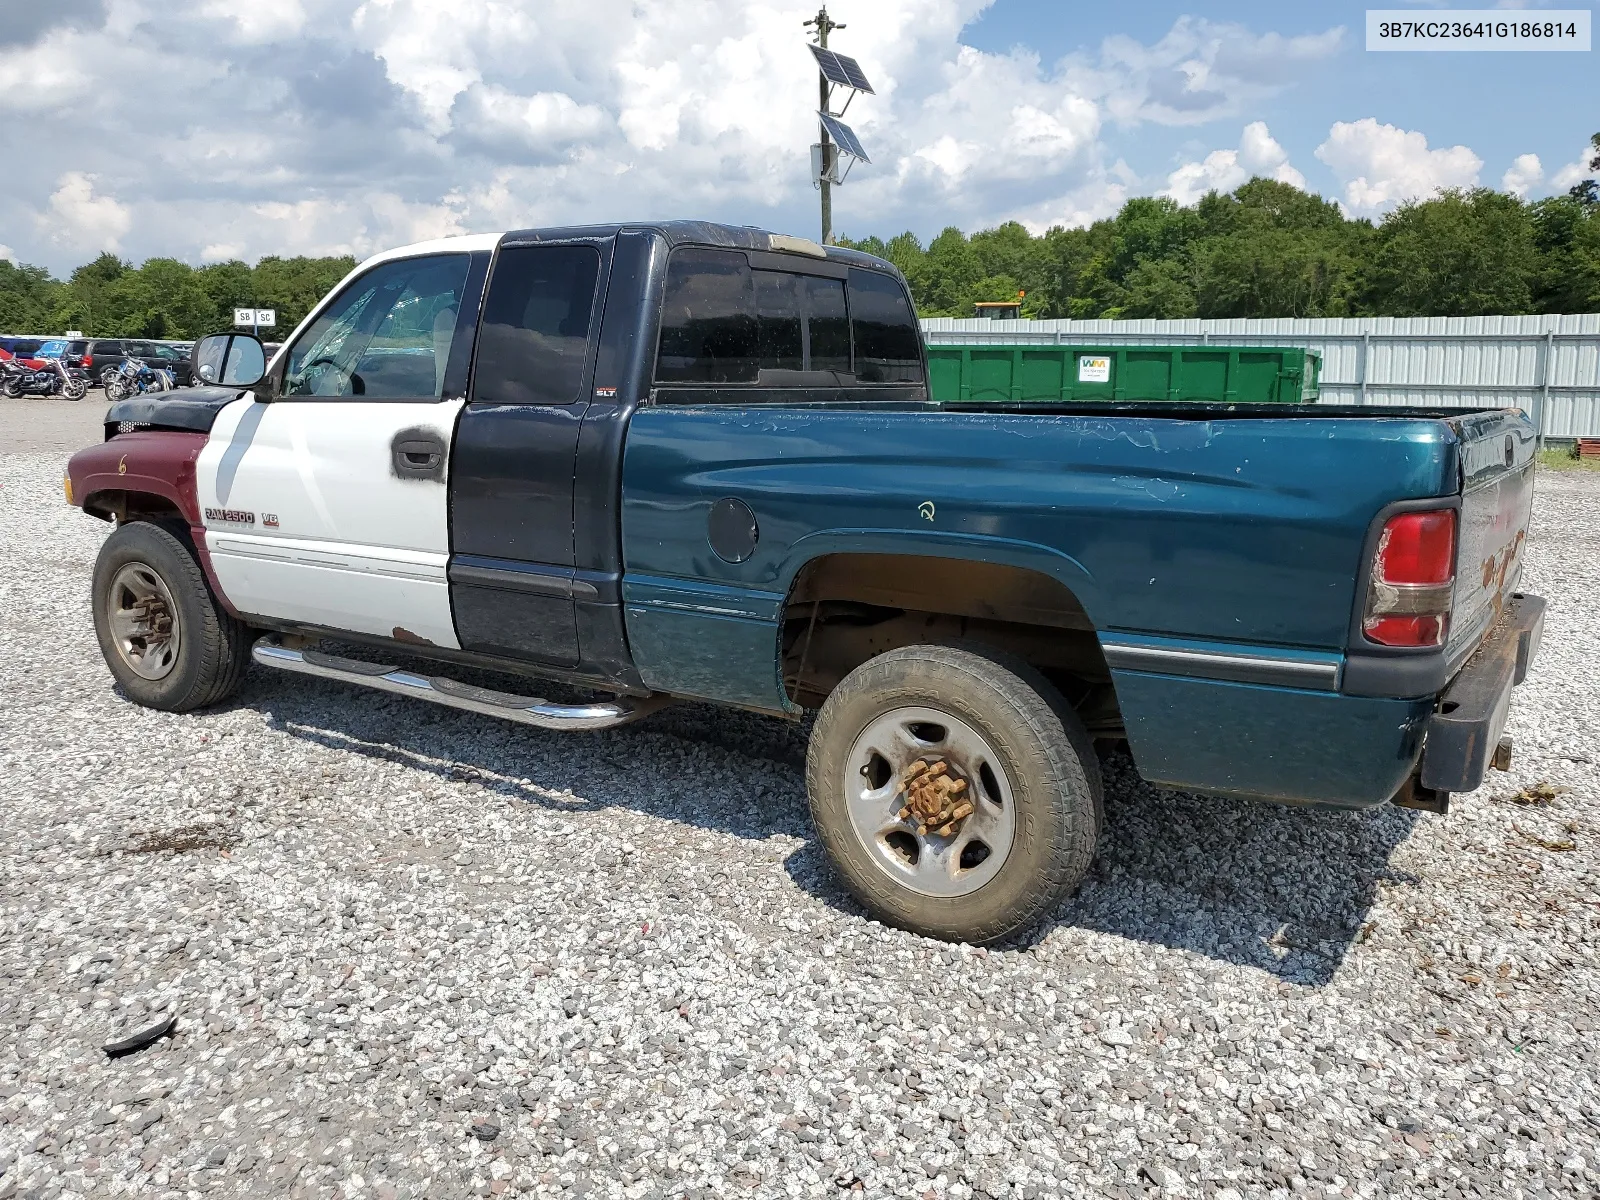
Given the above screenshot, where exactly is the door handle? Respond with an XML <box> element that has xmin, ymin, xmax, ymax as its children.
<box><xmin>393</xmin><ymin>435</ymin><xmax>445</xmax><ymax>479</ymax></box>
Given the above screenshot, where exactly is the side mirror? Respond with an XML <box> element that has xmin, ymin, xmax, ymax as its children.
<box><xmin>192</xmin><ymin>333</ymin><xmax>267</xmax><ymax>389</ymax></box>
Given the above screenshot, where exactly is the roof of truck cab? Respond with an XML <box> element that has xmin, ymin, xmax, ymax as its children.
<box><xmin>359</xmin><ymin>222</ymin><xmax>903</xmax><ymax>279</ymax></box>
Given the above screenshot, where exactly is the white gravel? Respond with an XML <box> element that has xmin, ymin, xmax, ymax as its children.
<box><xmin>1</xmin><ymin>415</ymin><xmax>1597</xmax><ymax>1200</ymax></box>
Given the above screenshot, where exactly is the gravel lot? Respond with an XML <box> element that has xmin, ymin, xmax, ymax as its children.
<box><xmin>1</xmin><ymin>397</ymin><xmax>1596</xmax><ymax>1200</ymax></box>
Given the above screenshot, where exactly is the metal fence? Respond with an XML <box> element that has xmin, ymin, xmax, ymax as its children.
<box><xmin>921</xmin><ymin>313</ymin><xmax>1600</xmax><ymax>438</ymax></box>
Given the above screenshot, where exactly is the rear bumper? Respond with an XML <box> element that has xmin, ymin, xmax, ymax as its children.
<box><xmin>1420</xmin><ymin>592</ymin><xmax>1545</xmax><ymax>793</ymax></box>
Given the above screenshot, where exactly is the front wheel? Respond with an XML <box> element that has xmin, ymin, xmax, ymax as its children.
<box><xmin>62</xmin><ymin>376</ymin><xmax>87</xmax><ymax>401</ymax></box>
<box><xmin>806</xmin><ymin>643</ymin><xmax>1102</xmax><ymax>944</ymax></box>
<box><xmin>91</xmin><ymin>521</ymin><xmax>252</xmax><ymax>712</ymax></box>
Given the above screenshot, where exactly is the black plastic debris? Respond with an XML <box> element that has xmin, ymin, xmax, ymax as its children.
<box><xmin>469</xmin><ymin>1120</ymin><xmax>500</xmax><ymax>1142</ymax></box>
<box><xmin>102</xmin><ymin>1010</ymin><xmax>177</xmax><ymax>1057</ymax></box>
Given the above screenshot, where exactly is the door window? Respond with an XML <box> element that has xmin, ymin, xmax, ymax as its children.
<box><xmin>473</xmin><ymin>245</ymin><xmax>602</xmax><ymax>406</ymax></box>
<box><xmin>848</xmin><ymin>268</ymin><xmax>924</xmax><ymax>383</ymax></box>
<box><xmin>284</xmin><ymin>254</ymin><xmax>470</xmax><ymax>398</ymax></box>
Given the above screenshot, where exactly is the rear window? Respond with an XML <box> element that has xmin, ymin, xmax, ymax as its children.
<box><xmin>848</xmin><ymin>269</ymin><xmax>923</xmax><ymax>384</ymax></box>
<box><xmin>655</xmin><ymin>250</ymin><xmax>924</xmax><ymax>387</ymax></box>
<box><xmin>474</xmin><ymin>244</ymin><xmax>602</xmax><ymax>406</ymax></box>
<box><xmin>655</xmin><ymin>248</ymin><xmax>758</xmax><ymax>384</ymax></box>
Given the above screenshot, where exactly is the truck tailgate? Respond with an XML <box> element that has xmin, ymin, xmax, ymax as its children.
<box><xmin>1446</xmin><ymin>411</ymin><xmax>1537</xmax><ymax>670</ymax></box>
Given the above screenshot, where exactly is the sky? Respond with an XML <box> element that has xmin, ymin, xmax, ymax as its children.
<box><xmin>0</xmin><ymin>0</ymin><xmax>1594</xmax><ymax>274</ymax></box>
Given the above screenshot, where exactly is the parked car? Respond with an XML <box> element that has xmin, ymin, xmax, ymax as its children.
<box><xmin>64</xmin><ymin>222</ymin><xmax>1544</xmax><ymax>945</ymax></box>
<box><xmin>61</xmin><ymin>339</ymin><xmax>196</xmax><ymax>388</ymax></box>
<box><xmin>0</xmin><ymin>337</ymin><xmax>47</xmax><ymax>368</ymax></box>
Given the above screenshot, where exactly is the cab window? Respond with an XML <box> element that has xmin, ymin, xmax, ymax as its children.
<box><xmin>655</xmin><ymin>248</ymin><xmax>758</xmax><ymax>384</ymax></box>
<box><xmin>284</xmin><ymin>254</ymin><xmax>470</xmax><ymax>398</ymax></box>
<box><xmin>473</xmin><ymin>245</ymin><xmax>602</xmax><ymax>406</ymax></box>
<box><xmin>848</xmin><ymin>269</ymin><xmax>924</xmax><ymax>384</ymax></box>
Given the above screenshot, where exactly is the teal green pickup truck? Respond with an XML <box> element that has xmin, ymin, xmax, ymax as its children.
<box><xmin>67</xmin><ymin>222</ymin><xmax>1543</xmax><ymax>944</ymax></box>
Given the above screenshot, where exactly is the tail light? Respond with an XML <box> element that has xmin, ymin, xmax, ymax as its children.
<box><xmin>1363</xmin><ymin>509</ymin><xmax>1457</xmax><ymax>647</ymax></box>
<box><xmin>82</xmin><ymin>353</ymin><xmax>92</xmax><ymax>368</ymax></box>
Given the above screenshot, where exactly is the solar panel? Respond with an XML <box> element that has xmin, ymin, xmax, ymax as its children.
<box><xmin>809</xmin><ymin>44</ymin><xmax>850</xmax><ymax>88</ymax></box>
<box><xmin>830</xmin><ymin>50</ymin><xmax>875</xmax><ymax>94</ymax></box>
<box><xmin>808</xmin><ymin>43</ymin><xmax>875</xmax><ymax>94</ymax></box>
<box><xmin>818</xmin><ymin>112</ymin><xmax>870</xmax><ymax>164</ymax></box>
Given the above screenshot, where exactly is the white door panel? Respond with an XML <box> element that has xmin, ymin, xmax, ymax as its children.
<box><xmin>196</xmin><ymin>395</ymin><xmax>465</xmax><ymax>647</ymax></box>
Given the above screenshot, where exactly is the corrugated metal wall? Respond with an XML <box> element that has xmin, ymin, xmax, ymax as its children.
<box><xmin>920</xmin><ymin>313</ymin><xmax>1600</xmax><ymax>437</ymax></box>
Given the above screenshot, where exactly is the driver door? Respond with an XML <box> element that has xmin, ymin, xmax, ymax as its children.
<box><xmin>195</xmin><ymin>251</ymin><xmax>485</xmax><ymax>647</ymax></box>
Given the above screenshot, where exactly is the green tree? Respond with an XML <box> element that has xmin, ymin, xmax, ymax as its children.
<box><xmin>1363</xmin><ymin>188</ymin><xmax>1537</xmax><ymax>316</ymax></box>
<box><xmin>1565</xmin><ymin>131</ymin><xmax>1600</xmax><ymax>206</ymax></box>
<box><xmin>250</xmin><ymin>255</ymin><xmax>357</xmax><ymax>333</ymax></box>
<box><xmin>0</xmin><ymin>260</ymin><xmax>61</xmax><ymax>332</ymax></box>
<box><xmin>916</xmin><ymin>227</ymin><xmax>985</xmax><ymax>315</ymax></box>
<box><xmin>196</xmin><ymin>260</ymin><xmax>257</xmax><ymax>332</ymax></box>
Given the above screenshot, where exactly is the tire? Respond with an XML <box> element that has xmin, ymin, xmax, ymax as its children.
<box><xmin>1</xmin><ymin>377</ymin><xmax>18</xmax><ymax>399</ymax></box>
<box><xmin>64</xmin><ymin>376</ymin><xmax>87</xmax><ymax>401</ymax></box>
<box><xmin>91</xmin><ymin>521</ymin><xmax>252</xmax><ymax>712</ymax></box>
<box><xmin>806</xmin><ymin>643</ymin><xmax>1101</xmax><ymax>945</ymax></box>
<box><xmin>104</xmin><ymin>377</ymin><xmax>127</xmax><ymax>402</ymax></box>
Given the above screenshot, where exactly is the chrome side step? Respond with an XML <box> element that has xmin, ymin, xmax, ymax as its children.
<box><xmin>251</xmin><ymin>638</ymin><xmax>668</xmax><ymax>731</ymax></box>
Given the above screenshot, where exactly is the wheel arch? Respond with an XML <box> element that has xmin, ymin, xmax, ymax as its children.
<box><xmin>82</xmin><ymin>487</ymin><xmax>187</xmax><ymax>526</ymax></box>
<box><xmin>776</xmin><ymin>544</ymin><xmax>1121</xmax><ymax>739</ymax></box>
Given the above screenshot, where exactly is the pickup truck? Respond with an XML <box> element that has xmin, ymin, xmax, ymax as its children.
<box><xmin>65</xmin><ymin>221</ymin><xmax>1544</xmax><ymax>945</ymax></box>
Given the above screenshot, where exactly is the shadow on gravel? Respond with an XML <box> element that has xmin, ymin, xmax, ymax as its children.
<box><xmin>1050</xmin><ymin>750</ymin><xmax>1424</xmax><ymax>986</ymax></box>
<box><xmin>244</xmin><ymin>668</ymin><xmax>1419</xmax><ymax>987</ymax></box>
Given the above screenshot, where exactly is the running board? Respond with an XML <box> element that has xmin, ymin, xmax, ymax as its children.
<box><xmin>251</xmin><ymin>638</ymin><xmax>667</xmax><ymax>731</ymax></box>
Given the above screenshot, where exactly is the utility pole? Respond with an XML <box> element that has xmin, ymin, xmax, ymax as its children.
<box><xmin>805</xmin><ymin>5</ymin><xmax>843</xmax><ymax>245</ymax></box>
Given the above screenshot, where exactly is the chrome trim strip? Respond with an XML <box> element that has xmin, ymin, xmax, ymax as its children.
<box><xmin>1102</xmin><ymin>642</ymin><xmax>1342</xmax><ymax>690</ymax></box>
<box><xmin>252</xmin><ymin>638</ymin><xmax>668</xmax><ymax>730</ymax></box>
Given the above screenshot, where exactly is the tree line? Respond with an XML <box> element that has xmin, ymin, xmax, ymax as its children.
<box><xmin>3</xmin><ymin>147</ymin><xmax>1598</xmax><ymax>337</ymax></box>
<box><xmin>841</xmin><ymin>146</ymin><xmax>1600</xmax><ymax>320</ymax></box>
<box><xmin>0</xmin><ymin>252</ymin><xmax>356</xmax><ymax>341</ymax></box>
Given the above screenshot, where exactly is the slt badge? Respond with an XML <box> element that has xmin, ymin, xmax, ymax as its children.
<box><xmin>918</xmin><ymin>501</ymin><xmax>936</xmax><ymax>521</ymax></box>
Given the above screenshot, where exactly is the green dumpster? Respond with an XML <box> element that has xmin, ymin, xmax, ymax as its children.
<box><xmin>924</xmin><ymin>344</ymin><xmax>1321</xmax><ymax>405</ymax></box>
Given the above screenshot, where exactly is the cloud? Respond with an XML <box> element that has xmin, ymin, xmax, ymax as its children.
<box><xmin>448</xmin><ymin>86</ymin><xmax>612</xmax><ymax>163</ymax></box>
<box><xmin>1550</xmin><ymin>142</ymin><xmax>1597</xmax><ymax>190</ymax></box>
<box><xmin>0</xmin><ymin>2</ymin><xmax>1347</xmax><ymax>271</ymax></box>
<box><xmin>1501</xmin><ymin>153</ymin><xmax>1543</xmax><ymax>198</ymax></box>
<box><xmin>1071</xmin><ymin>18</ymin><xmax>1344</xmax><ymax>128</ymax></box>
<box><xmin>40</xmin><ymin>173</ymin><xmax>131</xmax><ymax>254</ymax></box>
<box><xmin>1314</xmin><ymin>118</ymin><xmax>1482</xmax><ymax>214</ymax></box>
<box><xmin>1163</xmin><ymin>120</ymin><xmax>1306</xmax><ymax>205</ymax></box>
<box><xmin>0</xmin><ymin>244</ymin><xmax>14</xmax><ymax>262</ymax></box>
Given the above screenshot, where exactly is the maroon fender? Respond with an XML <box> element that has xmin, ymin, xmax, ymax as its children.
<box><xmin>69</xmin><ymin>430</ymin><xmax>207</xmax><ymax>524</ymax></box>
<box><xmin>68</xmin><ymin>431</ymin><xmax>243</xmax><ymax>618</ymax></box>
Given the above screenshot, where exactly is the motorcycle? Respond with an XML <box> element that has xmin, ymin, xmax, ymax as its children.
<box><xmin>1</xmin><ymin>356</ymin><xmax>88</xmax><ymax>400</ymax></box>
<box><xmin>102</xmin><ymin>357</ymin><xmax>176</xmax><ymax>402</ymax></box>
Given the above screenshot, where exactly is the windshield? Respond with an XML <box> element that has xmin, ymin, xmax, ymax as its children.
<box><xmin>36</xmin><ymin>340</ymin><xmax>67</xmax><ymax>358</ymax></box>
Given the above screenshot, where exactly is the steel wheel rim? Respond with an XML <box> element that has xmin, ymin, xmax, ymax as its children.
<box><xmin>106</xmin><ymin>562</ymin><xmax>181</xmax><ymax>680</ymax></box>
<box><xmin>843</xmin><ymin>705</ymin><xmax>1017</xmax><ymax>898</ymax></box>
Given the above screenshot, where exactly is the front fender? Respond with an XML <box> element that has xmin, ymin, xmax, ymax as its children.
<box><xmin>69</xmin><ymin>431</ymin><xmax>209</xmax><ymax>525</ymax></box>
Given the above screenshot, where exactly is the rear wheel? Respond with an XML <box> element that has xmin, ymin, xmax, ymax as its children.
<box><xmin>806</xmin><ymin>643</ymin><xmax>1101</xmax><ymax>944</ymax></box>
<box><xmin>1</xmin><ymin>377</ymin><xmax>19</xmax><ymax>399</ymax></box>
<box><xmin>91</xmin><ymin>521</ymin><xmax>252</xmax><ymax>712</ymax></box>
